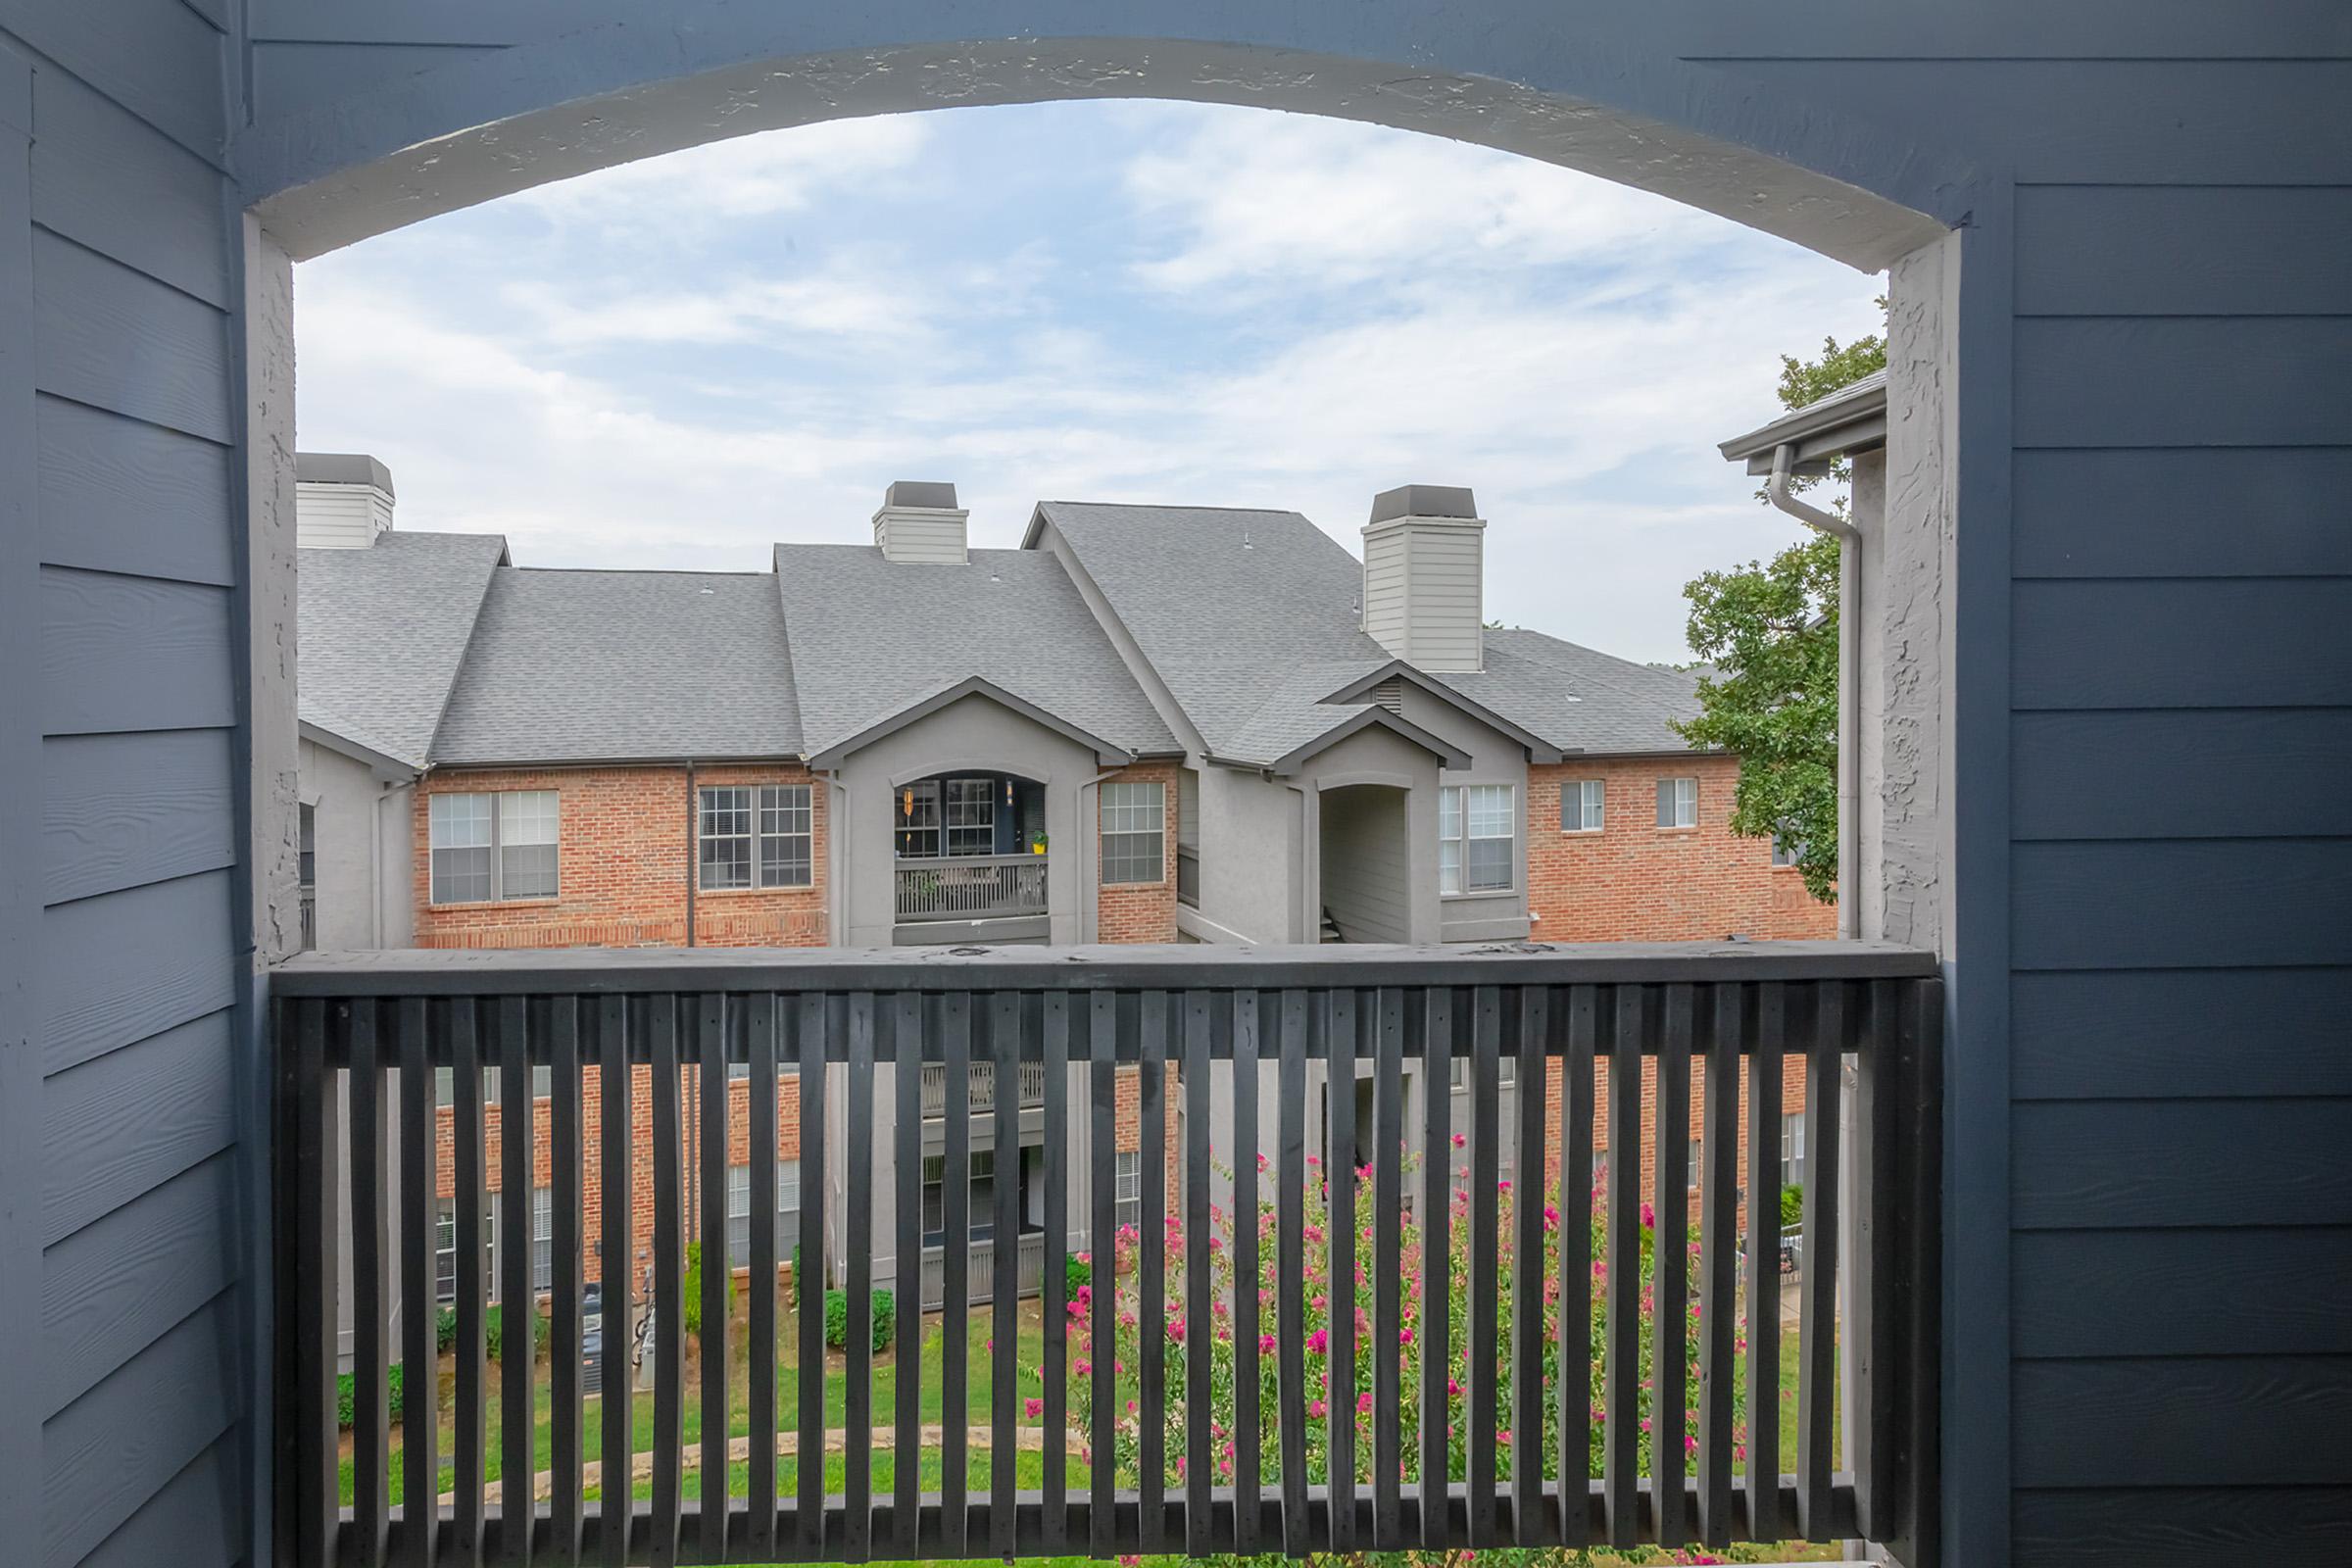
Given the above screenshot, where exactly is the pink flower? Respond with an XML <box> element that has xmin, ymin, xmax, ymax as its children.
<box><xmin>1356</xmin><ymin>1392</ymin><xmax>1373</xmax><ymax>1414</ymax></box>
<box><xmin>1451</xmin><ymin>1134</ymin><xmax>1467</xmax><ymax>1149</ymax></box>
<box><xmin>1642</xmin><ymin>1201</ymin><xmax>1656</xmax><ymax>1228</ymax></box>
<box><xmin>1308</xmin><ymin>1398</ymin><xmax>1327</xmax><ymax>1418</ymax></box>
<box><xmin>1306</xmin><ymin>1327</ymin><xmax>1329</xmax><ymax>1355</ymax></box>
<box><xmin>1169</xmin><ymin>1318</ymin><xmax>1186</xmax><ymax>1343</ymax></box>
<box><xmin>1024</xmin><ymin>1397</ymin><xmax>1044</xmax><ymax>1418</ymax></box>
<box><xmin>1259</xmin><ymin>1333</ymin><xmax>1278</xmax><ymax>1355</ymax></box>
<box><xmin>1399</xmin><ymin>1327</ymin><xmax>1414</xmax><ymax>1347</ymax></box>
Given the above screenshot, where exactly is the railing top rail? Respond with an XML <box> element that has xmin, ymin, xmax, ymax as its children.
<box><xmin>894</xmin><ymin>854</ymin><xmax>1047</xmax><ymax>869</ymax></box>
<box><xmin>272</xmin><ymin>939</ymin><xmax>1936</xmax><ymax>998</ymax></box>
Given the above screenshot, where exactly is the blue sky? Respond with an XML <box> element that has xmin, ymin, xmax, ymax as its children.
<box><xmin>294</xmin><ymin>100</ymin><xmax>1881</xmax><ymax>666</ymax></box>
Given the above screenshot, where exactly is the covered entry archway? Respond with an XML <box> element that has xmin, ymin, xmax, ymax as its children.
<box><xmin>222</xmin><ymin>11</ymin><xmax>2000</xmax><ymax>1568</ymax></box>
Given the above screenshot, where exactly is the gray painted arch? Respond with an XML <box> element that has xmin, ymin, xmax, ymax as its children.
<box><xmin>233</xmin><ymin>2</ymin><xmax>1973</xmax><ymax>268</ymax></box>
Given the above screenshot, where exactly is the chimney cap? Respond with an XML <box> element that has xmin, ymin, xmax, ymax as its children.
<box><xmin>296</xmin><ymin>452</ymin><xmax>395</xmax><ymax>499</ymax></box>
<box><xmin>1369</xmin><ymin>483</ymin><xmax>1477</xmax><ymax>524</ymax></box>
<box><xmin>883</xmin><ymin>480</ymin><xmax>959</xmax><ymax>511</ymax></box>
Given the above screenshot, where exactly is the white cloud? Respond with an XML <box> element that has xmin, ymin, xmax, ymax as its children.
<box><xmin>1125</xmin><ymin>109</ymin><xmax>1738</xmax><ymax>294</ymax></box>
<box><xmin>294</xmin><ymin>103</ymin><xmax>1880</xmax><ymax>665</ymax></box>
<box><xmin>512</xmin><ymin>115</ymin><xmax>932</xmax><ymax>224</ymax></box>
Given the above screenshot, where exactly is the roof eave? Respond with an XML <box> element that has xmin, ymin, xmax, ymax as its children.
<box><xmin>1717</xmin><ymin>374</ymin><xmax>1890</xmax><ymax>466</ymax></box>
<box><xmin>1318</xmin><ymin>659</ymin><xmax>1566</xmax><ymax>764</ymax></box>
<box><xmin>804</xmin><ymin>675</ymin><xmax>1135</xmax><ymax>771</ymax></box>
<box><xmin>1237</xmin><ymin>707</ymin><xmax>1475</xmax><ymax>776</ymax></box>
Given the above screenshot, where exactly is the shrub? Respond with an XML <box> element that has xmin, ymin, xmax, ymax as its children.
<box><xmin>821</xmin><ymin>1287</ymin><xmax>897</xmax><ymax>1352</ymax></box>
<box><xmin>1064</xmin><ymin>1253</ymin><xmax>1092</xmax><ymax>1298</ymax></box>
<box><xmin>483</xmin><ymin>1301</ymin><xmax>546</xmax><ymax>1364</ymax></box>
<box><xmin>1781</xmin><ymin>1183</ymin><xmax>1804</xmax><ymax>1229</ymax></box>
<box><xmin>683</xmin><ymin>1241</ymin><xmax>740</xmax><ymax>1339</ymax></box>
<box><xmin>333</xmin><ymin>1363</ymin><xmax>405</xmax><ymax>1430</ymax></box>
<box><xmin>435</xmin><ymin>1305</ymin><xmax>457</xmax><ymax>1354</ymax></box>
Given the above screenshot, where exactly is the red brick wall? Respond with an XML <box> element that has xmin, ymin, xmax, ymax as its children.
<box><xmin>1527</xmin><ymin>755</ymin><xmax>1833</xmax><ymax>943</ymax></box>
<box><xmin>433</xmin><ymin>1064</ymin><xmax>804</xmax><ymax>1288</ymax></box>
<box><xmin>414</xmin><ymin>762</ymin><xmax>827</xmax><ymax>949</ymax></box>
<box><xmin>1097</xmin><ymin>760</ymin><xmax>1178</xmax><ymax>944</ymax></box>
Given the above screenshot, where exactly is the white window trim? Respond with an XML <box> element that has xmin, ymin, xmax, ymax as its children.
<box><xmin>1561</xmin><ymin>778</ymin><xmax>1605</xmax><ymax>834</ymax></box>
<box><xmin>1440</xmin><ymin>782</ymin><xmax>1516</xmax><ymax>897</ymax></box>
<box><xmin>1100</xmin><ymin>780</ymin><xmax>1166</xmax><ymax>887</ymax></box>
<box><xmin>699</xmin><ymin>782</ymin><xmax>814</xmax><ymax>892</ymax></box>
<box><xmin>429</xmin><ymin>790</ymin><xmax>561</xmax><ymax>906</ymax></box>
<box><xmin>1657</xmin><ymin>775</ymin><xmax>1700</xmax><ymax>830</ymax></box>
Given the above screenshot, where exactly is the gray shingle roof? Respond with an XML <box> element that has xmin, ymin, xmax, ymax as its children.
<box><xmin>1433</xmin><ymin>629</ymin><xmax>1702</xmax><ymax>756</ymax></box>
<box><xmin>771</xmin><ymin>544</ymin><xmax>1180</xmax><ymax>760</ymax></box>
<box><xmin>1033</xmin><ymin>504</ymin><xmax>1392</xmax><ymax>764</ymax></box>
<box><xmin>298</xmin><ymin>531</ymin><xmax>507</xmax><ymax>768</ymax></box>
<box><xmin>430</xmin><ymin>569</ymin><xmax>803</xmax><ymax>765</ymax></box>
<box><xmin>1034</xmin><ymin>503</ymin><xmax>1702</xmax><ymax>762</ymax></box>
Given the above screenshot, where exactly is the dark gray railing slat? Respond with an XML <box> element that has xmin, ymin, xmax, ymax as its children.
<box><xmin>698</xmin><ymin>996</ymin><xmax>729</xmax><ymax>1561</ymax></box>
<box><xmin>596</xmin><ymin>998</ymin><xmax>631</xmax><ymax>1568</ymax></box>
<box><xmin>1371</xmin><ymin>988</ymin><xmax>1405</xmax><ymax>1548</ymax></box>
<box><xmin>746</xmin><ymin>992</ymin><xmax>779</xmax><ymax>1562</ymax></box>
<box><xmin>498</xmin><ymin>998</ymin><xmax>535</xmax><ymax>1568</ymax></box>
<box><xmin>1743</xmin><ymin>983</ymin><xmax>1786</xmax><ymax>1543</ymax></box>
<box><xmin>844</xmin><ymin>993</ymin><xmax>877</xmax><ymax>1561</ymax></box>
<box><xmin>1601</xmin><ymin>986</ymin><xmax>1642</xmax><ymax>1547</ymax></box>
<box><xmin>1854</xmin><ymin>979</ymin><xmax>1900</xmax><ymax>1544</ymax></box>
<box><xmin>890</xmin><ymin>993</ymin><xmax>922</xmax><ymax>1559</ymax></box>
<box><xmin>399</xmin><ymin>1000</ymin><xmax>440</xmax><ymax>1568</ymax></box>
<box><xmin>549</xmin><ymin>997</ymin><xmax>583</xmax><ymax>1566</ymax></box>
<box><xmin>1509</xmin><ymin>986</ymin><xmax>1548</xmax><ymax>1545</ymax></box>
<box><xmin>1275</xmin><ymin>990</ymin><xmax>1309</xmax><ymax>1555</ymax></box>
<box><xmin>1086</xmin><ymin>1001</ymin><xmax>1114</xmax><ymax>1560</ymax></box>
<box><xmin>289</xmin><ymin>1000</ymin><xmax>340</xmax><ymax>1568</ymax></box>
<box><xmin>1558</xmin><ymin>986</ymin><xmax>1597</xmax><ymax>1549</ymax></box>
<box><xmin>1324</xmin><ymin>987</ymin><xmax>1357</xmax><ymax>1552</ymax></box>
<box><xmin>939</xmin><ymin>992</ymin><xmax>970</xmax><ymax>1557</ymax></box>
<box><xmin>1230</xmin><ymin>988</ymin><xmax>1262</xmax><ymax>1552</ymax></box>
<box><xmin>1466</xmin><ymin>986</ymin><xmax>1501</xmax><ymax>1543</ymax></box>
<box><xmin>352</xmin><ymin>1002</ymin><xmax>393</xmax><ymax>1568</ymax></box>
<box><xmin>1696</xmin><ymin>983</ymin><xmax>1743</xmax><ymax>1546</ymax></box>
<box><xmin>453</xmin><ymin>1002</ymin><xmax>487</xmax><ymax>1568</ymax></box>
<box><xmin>796</xmin><ymin>992</ymin><xmax>828</xmax><ymax>1558</ymax></box>
<box><xmin>1086</xmin><ymin>994</ymin><xmax>1116</xmax><ymax>1560</ymax></box>
<box><xmin>1652</xmin><ymin>983</ymin><xmax>1692</xmax><ymax>1549</ymax></box>
<box><xmin>1182</xmin><ymin>990</ymin><xmax>1212</xmax><ymax>1555</ymax></box>
<box><xmin>1419</xmin><ymin>987</ymin><xmax>1452</xmax><ymax>1552</ymax></box>
<box><xmin>1040</xmin><ymin>991</ymin><xmax>1071</xmax><ymax>1553</ymax></box>
<box><xmin>1137</xmin><ymin>992</ymin><xmax>1167</xmax><ymax>1550</ymax></box>
<box><xmin>1795</xmin><ymin>982</ymin><xmax>1844</xmax><ymax>1540</ymax></box>
<box><xmin>990</xmin><ymin>992</ymin><xmax>1020</xmax><ymax>1558</ymax></box>
<box><xmin>649</xmin><ymin>998</ymin><xmax>683</xmax><ymax>1568</ymax></box>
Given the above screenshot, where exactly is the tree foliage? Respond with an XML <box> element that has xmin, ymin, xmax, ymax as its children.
<box><xmin>1675</xmin><ymin>308</ymin><xmax>1886</xmax><ymax>904</ymax></box>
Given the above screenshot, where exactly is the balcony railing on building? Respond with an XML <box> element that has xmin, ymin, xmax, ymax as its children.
<box><xmin>918</xmin><ymin>1057</ymin><xmax>1046</xmax><ymax>1116</ymax></box>
<box><xmin>894</xmin><ymin>854</ymin><xmax>1048</xmax><ymax>922</ymax></box>
<box><xmin>277</xmin><ymin>941</ymin><xmax>1940</xmax><ymax>1568</ymax></box>
<box><xmin>1176</xmin><ymin>844</ymin><xmax>1200</xmax><ymax>908</ymax></box>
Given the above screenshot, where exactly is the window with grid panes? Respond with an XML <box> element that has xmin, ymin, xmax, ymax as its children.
<box><xmin>701</xmin><ymin>784</ymin><xmax>811</xmax><ymax>889</ymax></box>
<box><xmin>430</xmin><ymin>791</ymin><xmax>559</xmax><ymax>904</ymax></box>
<box><xmin>1440</xmin><ymin>783</ymin><xmax>1513</xmax><ymax>894</ymax></box>
<box><xmin>1656</xmin><ymin>776</ymin><xmax>1699</xmax><ymax>828</ymax></box>
<box><xmin>1100</xmin><ymin>781</ymin><xmax>1164</xmax><ymax>884</ymax></box>
<box><xmin>945</xmin><ymin>777</ymin><xmax>996</xmax><ymax>856</ymax></box>
<box><xmin>1562</xmin><ymin>778</ymin><xmax>1605</xmax><ymax>833</ymax></box>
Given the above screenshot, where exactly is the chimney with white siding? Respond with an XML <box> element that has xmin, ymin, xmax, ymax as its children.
<box><xmin>1360</xmin><ymin>483</ymin><xmax>1485</xmax><ymax>672</ymax></box>
<box><xmin>295</xmin><ymin>453</ymin><xmax>396</xmax><ymax>549</ymax></box>
<box><xmin>872</xmin><ymin>480</ymin><xmax>969</xmax><ymax>564</ymax></box>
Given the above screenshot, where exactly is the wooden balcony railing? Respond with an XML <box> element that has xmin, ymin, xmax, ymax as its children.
<box><xmin>273</xmin><ymin>941</ymin><xmax>1939</xmax><ymax>1568</ymax></box>
<box><xmin>895</xmin><ymin>854</ymin><xmax>1048</xmax><ymax>922</ymax></box>
<box><xmin>918</xmin><ymin>1057</ymin><xmax>1046</xmax><ymax>1116</ymax></box>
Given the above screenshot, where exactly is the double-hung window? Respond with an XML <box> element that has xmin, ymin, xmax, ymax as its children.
<box><xmin>1440</xmin><ymin>783</ymin><xmax>1513</xmax><ymax>895</ymax></box>
<box><xmin>1562</xmin><ymin>779</ymin><xmax>1604</xmax><ymax>833</ymax></box>
<box><xmin>1782</xmin><ymin>1111</ymin><xmax>1806</xmax><ymax>1193</ymax></box>
<box><xmin>945</xmin><ymin>778</ymin><xmax>996</xmax><ymax>856</ymax></box>
<box><xmin>531</xmin><ymin>1185</ymin><xmax>554</xmax><ymax>1292</ymax></box>
<box><xmin>430</xmin><ymin>790</ymin><xmax>560</xmax><ymax>904</ymax></box>
<box><xmin>1101</xmin><ymin>781</ymin><xmax>1165</xmax><ymax>885</ymax></box>
<box><xmin>1113</xmin><ymin>1152</ymin><xmax>1142</xmax><ymax>1232</ymax></box>
<box><xmin>920</xmin><ymin>1150</ymin><xmax>998</xmax><ymax>1243</ymax></box>
<box><xmin>1656</xmin><ymin>776</ymin><xmax>1699</xmax><ymax>829</ymax></box>
<box><xmin>725</xmin><ymin>1163</ymin><xmax>752</xmax><ymax>1265</ymax></box>
<box><xmin>700</xmin><ymin>784</ymin><xmax>813</xmax><ymax>889</ymax></box>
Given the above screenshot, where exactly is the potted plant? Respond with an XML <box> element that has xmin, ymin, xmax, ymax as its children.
<box><xmin>1029</xmin><ymin>830</ymin><xmax>1048</xmax><ymax>855</ymax></box>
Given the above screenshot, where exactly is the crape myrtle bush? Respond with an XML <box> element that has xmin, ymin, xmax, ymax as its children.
<box><xmin>1037</xmin><ymin>1143</ymin><xmax>1777</xmax><ymax>1567</ymax></box>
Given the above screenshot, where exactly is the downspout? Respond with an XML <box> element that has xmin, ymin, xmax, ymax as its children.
<box><xmin>684</xmin><ymin>760</ymin><xmax>697</xmax><ymax>947</ymax></box>
<box><xmin>1765</xmin><ymin>444</ymin><xmax>1861</xmax><ymax>943</ymax></box>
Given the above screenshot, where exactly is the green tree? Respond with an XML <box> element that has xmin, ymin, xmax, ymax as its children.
<box><xmin>1673</xmin><ymin>311</ymin><xmax>1886</xmax><ymax>904</ymax></box>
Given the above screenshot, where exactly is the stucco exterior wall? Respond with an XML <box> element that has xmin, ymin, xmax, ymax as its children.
<box><xmin>1395</xmin><ymin>683</ymin><xmax>1535</xmax><ymax>942</ymax></box>
<box><xmin>297</xmin><ymin>737</ymin><xmax>414</xmax><ymax>950</ymax></box>
<box><xmin>825</xmin><ymin>692</ymin><xmax>1099</xmax><ymax>946</ymax></box>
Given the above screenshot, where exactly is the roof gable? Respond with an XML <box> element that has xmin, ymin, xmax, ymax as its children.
<box><xmin>297</xmin><ymin>530</ymin><xmax>508</xmax><ymax>769</ymax></box>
